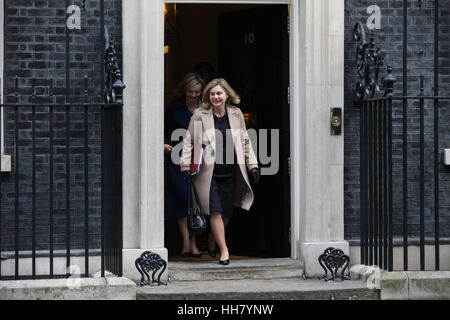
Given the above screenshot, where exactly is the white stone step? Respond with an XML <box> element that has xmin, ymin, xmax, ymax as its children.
<box><xmin>137</xmin><ymin>278</ymin><xmax>379</xmax><ymax>300</ymax></box>
<box><xmin>167</xmin><ymin>258</ymin><xmax>305</xmax><ymax>282</ymax></box>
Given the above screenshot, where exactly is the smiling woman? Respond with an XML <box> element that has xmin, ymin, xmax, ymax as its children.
<box><xmin>181</xmin><ymin>78</ymin><xmax>260</xmax><ymax>265</ymax></box>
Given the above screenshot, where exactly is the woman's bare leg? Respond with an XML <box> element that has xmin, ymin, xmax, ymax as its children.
<box><xmin>177</xmin><ymin>217</ymin><xmax>191</xmax><ymax>254</ymax></box>
<box><xmin>208</xmin><ymin>232</ymin><xmax>216</xmax><ymax>251</ymax></box>
<box><xmin>208</xmin><ymin>217</ymin><xmax>230</xmax><ymax>252</ymax></box>
<box><xmin>190</xmin><ymin>233</ymin><xmax>201</xmax><ymax>255</ymax></box>
<box><xmin>210</xmin><ymin>212</ymin><xmax>229</xmax><ymax>261</ymax></box>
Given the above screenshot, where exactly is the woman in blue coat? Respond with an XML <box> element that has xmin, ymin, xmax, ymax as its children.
<box><xmin>164</xmin><ymin>73</ymin><xmax>205</xmax><ymax>257</ymax></box>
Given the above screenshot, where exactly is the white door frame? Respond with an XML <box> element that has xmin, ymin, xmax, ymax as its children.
<box><xmin>122</xmin><ymin>0</ymin><xmax>345</xmax><ymax>279</ymax></box>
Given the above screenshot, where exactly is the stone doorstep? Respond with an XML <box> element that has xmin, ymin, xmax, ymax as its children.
<box><xmin>136</xmin><ymin>259</ymin><xmax>379</xmax><ymax>300</ymax></box>
<box><xmin>168</xmin><ymin>258</ymin><xmax>305</xmax><ymax>282</ymax></box>
<box><xmin>137</xmin><ymin>278</ymin><xmax>380</xmax><ymax>300</ymax></box>
<box><xmin>0</xmin><ymin>277</ymin><xmax>137</xmax><ymax>300</ymax></box>
<box><xmin>381</xmin><ymin>271</ymin><xmax>450</xmax><ymax>300</ymax></box>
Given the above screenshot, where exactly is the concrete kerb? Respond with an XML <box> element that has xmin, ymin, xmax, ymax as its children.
<box><xmin>380</xmin><ymin>270</ymin><xmax>450</xmax><ymax>300</ymax></box>
<box><xmin>407</xmin><ymin>271</ymin><xmax>450</xmax><ymax>300</ymax></box>
<box><xmin>380</xmin><ymin>271</ymin><xmax>409</xmax><ymax>300</ymax></box>
<box><xmin>0</xmin><ymin>277</ymin><xmax>137</xmax><ymax>300</ymax></box>
<box><xmin>350</xmin><ymin>265</ymin><xmax>450</xmax><ymax>300</ymax></box>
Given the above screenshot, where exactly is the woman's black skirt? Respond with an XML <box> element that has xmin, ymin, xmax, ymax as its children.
<box><xmin>209</xmin><ymin>174</ymin><xmax>235</xmax><ymax>219</ymax></box>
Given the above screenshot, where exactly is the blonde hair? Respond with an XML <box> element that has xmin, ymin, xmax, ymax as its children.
<box><xmin>178</xmin><ymin>72</ymin><xmax>205</xmax><ymax>95</ymax></box>
<box><xmin>201</xmin><ymin>78</ymin><xmax>241</xmax><ymax>110</ymax></box>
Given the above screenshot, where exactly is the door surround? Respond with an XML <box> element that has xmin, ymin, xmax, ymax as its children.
<box><xmin>121</xmin><ymin>0</ymin><xmax>346</xmax><ymax>280</ymax></box>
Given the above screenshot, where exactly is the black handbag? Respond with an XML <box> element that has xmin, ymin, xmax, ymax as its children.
<box><xmin>187</xmin><ymin>176</ymin><xmax>206</xmax><ymax>232</ymax></box>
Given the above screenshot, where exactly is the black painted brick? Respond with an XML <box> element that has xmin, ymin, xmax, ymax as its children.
<box><xmin>345</xmin><ymin>0</ymin><xmax>450</xmax><ymax>242</ymax></box>
<box><xmin>0</xmin><ymin>0</ymin><xmax>122</xmax><ymax>252</ymax></box>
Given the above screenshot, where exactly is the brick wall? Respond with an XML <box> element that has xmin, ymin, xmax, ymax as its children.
<box><xmin>2</xmin><ymin>0</ymin><xmax>448</xmax><ymax>252</ymax></box>
<box><xmin>0</xmin><ymin>0</ymin><xmax>122</xmax><ymax>252</ymax></box>
<box><xmin>344</xmin><ymin>0</ymin><xmax>450</xmax><ymax>242</ymax></box>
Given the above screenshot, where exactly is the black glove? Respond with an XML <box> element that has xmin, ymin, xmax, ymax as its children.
<box><xmin>181</xmin><ymin>170</ymin><xmax>191</xmax><ymax>180</ymax></box>
<box><xmin>250</xmin><ymin>168</ymin><xmax>260</xmax><ymax>185</ymax></box>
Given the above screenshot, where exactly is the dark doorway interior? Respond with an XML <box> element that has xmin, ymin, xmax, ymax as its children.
<box><xmin>164</xmin><ymin>4</ymin><xmax>290</xmax><ymax>259</ymax></box>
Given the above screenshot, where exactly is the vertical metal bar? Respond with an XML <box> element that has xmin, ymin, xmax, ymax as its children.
<box><xmin>101</xmin><ymin>105</ymin><xmax>105</xmax><ymax>277</ymax></box>
<box><xmin>419</xmin><ymin>76</ymin><xmax>425</xmax><ymax>271</ymax></box>
<box><xmin>49</xmin><ymin>103</ymin><xmax>54</xmax><ymax>278</ymax></box>
<box><xmin>434</xmin><ymin>96</ymin><xmax>440</xmax><ymax>271</ymax></box>
<box><xmin>113</xmin><ymin>107</ymin><xmax>117</xmax><ymax>275</ymax></box>
<box><xmin>369</xmin><ymin>100</ymin><xmax>373</xmax><ymax>266</ymax></box>
<box><xmin>360</xmin><ymin>102</ymin><xmax>366</xmax><ymax>264</ymax></box>
<box><xmin>383</xmin><ymin>99</ymin><xmax>389</xmax><ymax>270</ymax></box>
<box><xmin>367</xmin><ymin>101</ymin><xmax>371</xmax><ymax>265</ymax></box>
<box><xmin>65</xmin><ymin>99</ymin><xmax>71</xmax><ymax>275</ymax></box>
<box><xmin>434</xmin><ymin>0</ymin><xmax>440</xmax><ymax>271</ymax></box>
<box><xmin>388</xmin><ymin>97</ymin><xmax>394</xmax><ymax>271</ymax></box>
<box><xmin>374</xmin><ymin>100</ymin><xmax>378</xmax><ymax>266</ymax></box>
<box><xmin>32</xmin><ymin>81</ymin><xmax>36</xmax><ymax>278</ymax></box>
<box><xmin>378</xmin><ymin>99</ymin><xmax>383</xmax><ymax>269</ymax></box>
<box><xmin>84</xmin><ymin>82</ymin><xmax>89</xmax><ymax>278</ymax></box>
<box><xmin>403</xmin><ymin>96</ymin><xmax>408</xmax><ymax>271</ymax></box>
<box><xmin>65</xmin><ymin>0</ymin><xmax>71</xmax><ymax>277</ymax></box>
<box><xmin>14</xmin><ymin>78</ymin><xmax>19</xmax><ymax>278</ymax></box>
<box><xmin>117</xmin><ymin>104</ymin><xmax>123</xmax><ymax>277</ymax></box>
<box><xmin>402</xmin><ymin>0</ymin><xmax>409</xmax><ymax>272</ymax></box>
<box><xmin>100</xmin><ymin>0</ymin><xmax>106</xmax><ymax>278</ymax></box>
<box><xmin>0</xmin><ymin>79</ymin><xmax>2</xmax><ymax>279</ymax></box>
<box><xmin>364</xmin><ymin>101</ymin><xmax>369</xmax><ymax>265</ymax></box>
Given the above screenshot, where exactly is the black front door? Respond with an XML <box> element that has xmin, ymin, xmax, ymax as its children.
<box><xmin>218</xmin><ymin>5</ymin><xmax>290</xmax><ymax>258</ymax></box>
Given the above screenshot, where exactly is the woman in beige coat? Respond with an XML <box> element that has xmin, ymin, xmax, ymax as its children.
<box><xmin>180</xmin><ymin>78</ymin><xmax>260</xmax><ymax>265</ymax></box>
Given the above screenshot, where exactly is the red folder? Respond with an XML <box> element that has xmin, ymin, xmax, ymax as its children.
<box><xmin>190</xmin><ymin>144</ymin><xmax>205</xmax><ymax>176</ymax></box>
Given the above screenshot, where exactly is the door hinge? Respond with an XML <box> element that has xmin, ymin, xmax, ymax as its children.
<box><xmin>287</xmin><ymin>157</ymin><xmax>291</xmax><ymax>175</ymax></box>
<box><xmin>287</xmin><ymin>86</ymin><xmax>291</xmax><ymax>104</ymax></box>
<box><xmin>287</xmin><ymin>15</ymin><xmax>290</xmax><ymax>34</ymax></box>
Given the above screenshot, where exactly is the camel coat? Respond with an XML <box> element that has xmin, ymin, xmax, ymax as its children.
<box><xmin>180</xmin><ymin>105</ymin><xmax>259</xmax><ymax>216</ymax></box>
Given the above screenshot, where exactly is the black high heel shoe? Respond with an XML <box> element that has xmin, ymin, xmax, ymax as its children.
<box><xmin>219</xmin><ymin>259</ymin><xmax>230</xmax><ymax>266</ymax></box>
<box><xmin>182</xmin><ymin>251</ymin><xmax>202</xmax><ymax>258</ymax></box>
<box><xmin>208</xmin><ymin>249</ymin><xmax>217</xmax><ymax>258</ymax></box>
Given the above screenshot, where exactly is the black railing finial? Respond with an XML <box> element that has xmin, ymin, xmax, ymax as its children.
<box><xmin>15</xmin><ymin>76</ymin><xmax>19</xmax><ymax>98</ymax></box>
<box><xmin>355</xmin><ymin>23</ymin><xmax>392</xmax><ymax>100</ymax></box>
<box><xmin>382</xmin><ymin>66</ymin><xmax>397</xmax><ymax>97</ymax></box>
<box><xmin>84</xmin><ymin>74</ymin><xmax>89</xmax><ymax>97</ymax></box>
<box><xmin>32</xmin><ymin>79</ymin><xmax>36</xmax><ymax>98</ymax></box>
<box><xmin>420</xmin><ymin>74</ymin><xmax>425</xmax><ymax>95</ymax></box>
<box><xmin>49</xmin><ymin>78</ymin><xmax>53</xmax><ymax>97</ymax></box>
<box><xmin>104</xmin><ymin>26</ymin><xmax>126</xmax><ymax>103</ymax></box>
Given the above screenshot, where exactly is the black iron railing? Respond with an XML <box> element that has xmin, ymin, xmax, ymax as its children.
<box><xmin>0</xmin><ymin>99</ymin><xmax>122</xmax><ymax>280</ymax></box>
<box><xmin>355</xmin><ymin>14</ymin><xmax>449</xmax><ymax>271</ymax></box>
<box><xmin>359</xmin><ymin>88</ymin><xmax>450</xmax><ymax>272</ymax></box>
<box><xmin>0</xmin><ymin>22</ymin><xmax>124</xmax><ymax>280</ymax></box>
<box><xmin>359</xmin><ymin>96</ymin><xmax>393</xmax><ymax>271</ymax></box>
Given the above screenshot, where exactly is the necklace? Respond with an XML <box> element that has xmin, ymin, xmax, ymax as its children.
<box><xmin>213</xmin><ymin>106</ymin><xmax>226</xmax><ymax>118</ymax></box>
